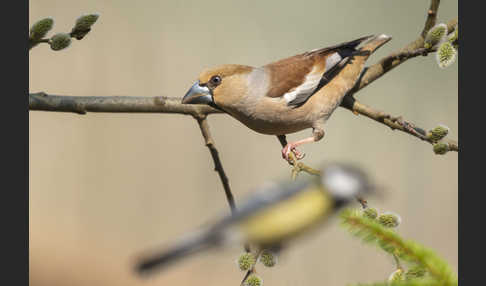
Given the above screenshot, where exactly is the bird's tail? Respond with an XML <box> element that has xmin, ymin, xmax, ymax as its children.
<box><xmin>357</xmin><ymin>34</ymin><xmax>392</xmax><ymax>54</ymax></box>
<box><xmin>134</xmin><ymin>228</ymin><xmax>222</xmax><ymax>276</ymax></box>
<box><xmin>340</xmin><ymin>35</ymin><xmax>376</xmax><ymax>50</ymax></box>
<box><xmin>306</xmin><ymin>35</ymin><xmax>375</xmax><ymax>58</ymax></box>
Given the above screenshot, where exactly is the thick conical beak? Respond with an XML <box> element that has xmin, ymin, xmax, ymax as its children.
<box><xmin>181</xmin><ymin>81</ymin><xmax>213</xmax><ymax>104</ymax></box>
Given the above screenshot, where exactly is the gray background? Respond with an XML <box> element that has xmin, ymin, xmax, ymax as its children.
<box><xmin>30</xmin><ymin>1</ymin><xmax>458</xmax><ymax>285</ymax></box>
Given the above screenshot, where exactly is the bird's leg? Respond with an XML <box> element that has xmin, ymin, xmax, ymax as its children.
<box><xmin>281</xmin><ymin>138</ymin><xmax>311</xmax><ymax>161</ymax></box>
<box><xmin>277</xmin><ymin>135</ymin><xmax>305</xmax><ymax>161</ymax></box>
<box><xmin>277</xmin><ymin>135</ymin><xmax>288</xmax><ymax>147</ymax></box>
<box><xmin>280</xmin><ymin>127</ymin><xmax>325</xmax><ymax>162</ymax></box>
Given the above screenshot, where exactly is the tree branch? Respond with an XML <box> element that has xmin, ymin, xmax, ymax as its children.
<box><xmin>353</xmin><ymin>18</ymin><xmax>457</xmax><ymax>93</ymax></box>
<box><xmin>422</xmin><ymin>0</ymin><xmax>441</xmax><ymax>38</ymax></box>
<box><xmin>341</xmin><ymin>96</ymin><xmax>458</xmax><ymax>152</ymax></box>
<box><xmin>194</xmin><ymin>115</ymin><xmax>237</xmax><ymax>213</ymax></box>
<box><xmin>29</xmin><ymin>11</ymin><xmax>459</xmax><ymax>155</ymax></box>
<box><xmin>29</xmin><ymin>92</ymin><xmax>222</xmax><ymax>116</ymax></box>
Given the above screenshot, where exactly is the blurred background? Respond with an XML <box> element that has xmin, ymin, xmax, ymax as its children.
<box><xmin>29</xmin><ymin>1</ymin><xmax>458</xmax><ymax>285</ymax></box>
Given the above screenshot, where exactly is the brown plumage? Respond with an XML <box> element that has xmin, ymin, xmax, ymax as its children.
<box><xmin>182</xmin><ymin>34</ymin><xmax>391</xmax><ymax>162</ymax></box>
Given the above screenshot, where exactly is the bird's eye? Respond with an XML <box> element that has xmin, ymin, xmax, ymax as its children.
<box><xmin>210</xmin><ymin>75</ymin><xmax>222</xmax><ymax>86</ymax></box>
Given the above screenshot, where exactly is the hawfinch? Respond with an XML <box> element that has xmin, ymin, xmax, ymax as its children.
<box><xmin>182</xmin><ymin>34</ymin><xmax>391</xmax><ymax>162</ymax></box>
<box><xmin>136</xmin><ymin>163</ymin><xmax>375</xmax><ymax>275</ymax></box>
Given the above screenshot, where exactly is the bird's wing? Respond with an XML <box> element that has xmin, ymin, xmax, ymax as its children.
<box><xmin>264</xmin><ymin>35</ymin><xmax>373</xmax><ymax>108</ymax></box>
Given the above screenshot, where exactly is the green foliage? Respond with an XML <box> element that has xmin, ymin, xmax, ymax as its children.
<box><xmin>362</xmin><ymin>208</ymin><xmax>378</xmax><ymax>220</ymax></box>
<box><xmin>71</xmin><ymin>13</ymin><xmax>100</xmax><ymax>40</ymax></box>
<box><xmin>49</xmin><ymin>33</ymin><xmax>71</xmax><ymax>51</ymax></box>
<box><xmin>29</xmin><ymin>13</ymin><xmax>100</xmax><ymax>51</ymax></box>
<box><xmin>405</xmin><ymin>266</ymin><xmax>427</xmax><ymax>280</ymax></box>
<box><xmin>424</xmin><ymin>23</ymin><xmax>447</xmax><ymax>49</ymax></box>
<box><xmin>427</xmin><ymin>125</ymin><xmax>449</xmax><ymax>142</ymax></box>
<box><xmin>341</xmin><ymin>209</ymin><xmax>457</xmax><ymax>286</ymax></box>
<box><xmin>350</xmin><ymin>279</ymin><xmax>448</xmax><ymax>286</ymax></box>
<box><xmin>29</xmin><ymin>17</ymin><xmax>54</xmax><ymax>41</ymax></box>
<box><xmin>238</xmin><ymin>253</ymin><xmax>256</xmax><ymax>271</ymax></box>
<box><xmin>377</xmin><ymin>212</ymin><xmax>401</xmax><ymax>228</ymax></box>
<box><xmin>448</xmin><ymin>25</ymin><xmax>458</xmax><ymax>46</ymax></box>
<box><xmin>436</xmin><ymin>41</ymin><xmax>457</xmax><ymax>69</ymax></box>
<box><xmin>259</xmin><ymin>250</ymin><xmax>277</xmax><ymax>267</ymax></box>
<box><xmin>244</xmin><ymin>274</ymin><xmax>262</xmax><ymax>286</ymax></box>
<box><xmin>433</xmin><ymin>142</ymin><xmax>450</xmax><ymax>155</ymax></box>
<box><xmin>388</xmin><ymin>269</ymin><xmax>404</xmax><ymax>282</ymax></box>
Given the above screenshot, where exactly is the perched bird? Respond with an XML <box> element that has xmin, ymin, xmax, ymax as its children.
<box><xmin>135</xmin><ymin>163</ymin><xmax>375</xmax><ymax>275</ymax></box>
<box><xmin>182</xmin><ymin>34</ymin><xmax>391</xmax><ymax>162</ymax></box>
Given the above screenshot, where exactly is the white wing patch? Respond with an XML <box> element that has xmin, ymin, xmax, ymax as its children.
<box><xmin>325</xmin><ymin>53</ymin><xmax>342</xmax><ymax>72</ymax></box>
<box><xmin>283</xmin><ymin>66</ymin><xmax>322</xmax><ymax>103</ymax></box>
<box><xmin>283</xmin><ymin>52</ymin><xmax>343</xmax><ymax>104</ymax></box>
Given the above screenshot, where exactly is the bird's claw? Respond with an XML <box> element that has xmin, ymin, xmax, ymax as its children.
<box><xmin>282</xmin><ymin>144</ymin><xmax>305</xmax><ymax>162</ymax></box>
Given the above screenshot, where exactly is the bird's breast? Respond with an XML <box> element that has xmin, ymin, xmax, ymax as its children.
<box><xmin>223</xmin><ymin>99</ymin><xmax>315</xmax><ymax>135</ymax></box>
<box><xmin>236</xmin><ymin>187</ymin><xmax>332</xmax><ymax>246</ymax></box>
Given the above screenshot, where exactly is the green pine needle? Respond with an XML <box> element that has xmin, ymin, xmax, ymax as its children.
<box><xmin>349</xmin><ymin>278</ymin><xmax>449</xmax><ymax>286</ymax></box>
<box><xmin>341</xmin><ymin>209</ymin><xmax>457</xmax><ymax>286</ymax></box>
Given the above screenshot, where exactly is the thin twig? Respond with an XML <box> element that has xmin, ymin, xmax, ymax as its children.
<box><xmin>341</xmin><ymin>96</ymin><xmax>458</xmax><ymax>152</ymax></box>
<box><xmin>195</xmin><ymin>116</ymin><xmax>236</xmax><ymax>213</ymax></box>
<box><xmin>276</xmin><ymin>136</ymin><xmax>321</xmax><ymax>180</ymax></box>
<box><xmin>195</xmin><ymin>115</ymin><xmax>252</xmax><ymax>264</ymax></box>
<box><xmin>240</xmin><ymin>250</ymin><xmax>262</xmax><ymax>286</ymax></box>
<box><xmin>29</xmin><ymin>38</ymin><xmax>50</xmax><ymax>50</ymax></box>
<box><xmin>393</xmin><ymin>253</ymin><xmax>403</xmax><ymax>271</ymax></box>
<box><xmin>352</xmin><ymin>17</ymin><xmax>457</xmax><ymax>93</ymax></box>
<box><xmin>422</xmin><ymin>0</ymin><xmax>441</xmax><ymax>38</ymax></box>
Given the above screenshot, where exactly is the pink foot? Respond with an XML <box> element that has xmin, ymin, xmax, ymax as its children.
<box><xmin>281</xmin><ymin>144</ymin><xmax>306</xmax><ymax>162</ymax></box>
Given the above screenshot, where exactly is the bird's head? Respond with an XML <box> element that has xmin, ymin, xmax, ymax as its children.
<box><xmin>319</xmin><ymin>163</ymin><xmax>376</xmax><ymax>207</ymax></box>
<box><xmin>181</xmin><ymin>64</ymin><xmax>253</xmax><ymax>108</ymax></box>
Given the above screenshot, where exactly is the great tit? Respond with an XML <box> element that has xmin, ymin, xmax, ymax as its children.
<box><xmin>135</xmin><ymin>163</ymin><xmax>375</xmax><ymax>275</ymax></box>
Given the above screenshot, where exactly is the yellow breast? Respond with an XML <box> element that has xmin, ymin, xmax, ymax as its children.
<box><xmin>237</xmin><ymin>186</ymin><xmax>332</xmax><ymax>246</ymax></box>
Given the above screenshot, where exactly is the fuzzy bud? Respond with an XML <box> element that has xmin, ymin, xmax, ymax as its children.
<box><xmin>433</xmin><ymin>142</ymin><xmax>450</xmax><ymax>155</ymax></box>
<box><xmin>30</xmin><ymin>17</ymin><xmax>54</xmax><ymax>41</ymax></box>
<box><xmin>388</xmin><ymin>268</ymin><xmax>404</xmax><ymax>282</ymax></box>
<box><xmin>237</xmin><ymin>253</ymin><xmax>256</xmax><ymax>271</ymax></box>
<box><xmin>378</xmin><ymin>212</ymin><xmax>401</xmax><ymax>228</ymax></box>
<box><xmin>245</xmin><ymin>274</ymin><xmax>262</xmax><ymax>286</ymax></box>
<box><xmin>49</xmin><ymin>33</ymin><xmax>71</xmax><ymax>51</ymax></box>
<box><xmin>362</xmin><ymin>208</ymin><xmax>378</xmax><ymax>220</ymax></box>
<box><xmin>448</xmin><ymin>25</ymin><xmax>458</xmax><ymax>45</ymax></box>
<box><xmin>405</xmin><ymin>266</ymin><xmax>427</xmax><ymax>280</ymax></box>
<box><xmin>424</xmin><ymin>23</ymin><xmax>448</xmax><ymax>49</ymax></box>
<box><xmin>427</xmin><ymin>125</ymin><xmax>450</xmax><ymax>142</ymax></box>
<box><xmin>436</xmin><ymin>41</ymin><xmax>457</xmax><ymax>69</ymax></box>
<box><xmin>71</xmin><ymin>13</ymin><xmax>100</xmax><ymax>40</ymax></box>
<box><xmin>259</xmin><ymin>250</ymin><xmax>277</xmax><ymax>267</ymax></box>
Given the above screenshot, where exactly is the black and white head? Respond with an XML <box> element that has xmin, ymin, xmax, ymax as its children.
<box><xmin>320</xmin><ymin>163</ymin><xmax>375</xmax><ymax>207</ymax></box>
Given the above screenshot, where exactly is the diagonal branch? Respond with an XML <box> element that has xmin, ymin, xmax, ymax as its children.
<box><xmin>194</xmin><ymin>115</ymin><xmax>237</xmax><ymax>213</ymax></box>
<box><xmin>341</xmin><ymin>96</ymin><xmax>458</xmax><ymax>152</ymax></box>
<box><xmin>352</xmin><ymin>15</ymin><xmax>456</xmax><ymax>93</ymax></box>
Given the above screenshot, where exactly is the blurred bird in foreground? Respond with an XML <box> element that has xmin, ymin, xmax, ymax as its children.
<box><xmin>135</xmin><ymin>163</ymin><xmax>376</xmax><ymax>276</ymax></box>
<box><xmin>182</xmin><ymin>34</ymin><xmax>391</xmax><ymax>162</ymax></box>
